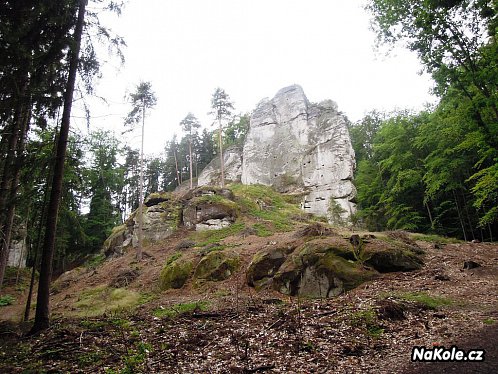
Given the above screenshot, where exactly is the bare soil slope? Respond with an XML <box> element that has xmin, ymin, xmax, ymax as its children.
<box><xmin>0</xmin><ymin>233</ymin><xmax>496</xmax><ymax>373</ymax></box>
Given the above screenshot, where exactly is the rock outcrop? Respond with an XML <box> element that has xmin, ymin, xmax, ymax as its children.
<box><xmin>247</xmin><ymin>234</ymin><xmax>425</xmax><ymax>298</ymax></box>
<box><xmin>242</xmin><ymin>85</ymin><xmax>356</xmax><ymax>223</ymax></box>
<box><xmin>182</xmin><ymin>187</ymin><xmax>238</xmax><ymax>231</ymax></box>
<box><xmin>103</xmin><ymin>192</ymin><xmax>181</xmax><ymax>257</ymax></box>
<box><xmin>197</xmin><ymin>146</ymin><xmax>243</xmax><ymax>187</ymax></box>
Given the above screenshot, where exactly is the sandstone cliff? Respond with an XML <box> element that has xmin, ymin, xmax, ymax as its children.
<box><xmin>198</xmin><ymin>85</ymin><xmax>357</xmax><ymax>224</ymax></box>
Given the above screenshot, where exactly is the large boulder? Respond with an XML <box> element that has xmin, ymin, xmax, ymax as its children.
<box><xmin>193</xmin><ymin>250</ymin><xmax>240</xmax><ymax>282</ymax></box>
<box><xmin>183</xmin><ymin>187</ymin><xmax>238</xmax><ymax>231</ymax></box>
<box><xmin>246</xmin><ymin>236</ymin><xmax>425</xmax><ymax>298</ymax></box>
<box><xmin>103</xmin><ymin>192</ymin><xmax>181</xmax><ymax>257</ymax></box>
<box><xmin>272</xmin><ymin>241</ymin><xmax>378</xmax><ymax>298</ymax></box>
<box><xmin>241</xmin><ymin>85</ymin><xmax>356</xmax><ymax>224</ymax></box>
<box><xmin>246</xmin><ymin>245</ymin><xmax>296</xmax><ymax>288</ymax></box>
<box><xmin>159</xmin><ymin>255</ymin><xmax>194</xmax><ymax>290</ymax></box>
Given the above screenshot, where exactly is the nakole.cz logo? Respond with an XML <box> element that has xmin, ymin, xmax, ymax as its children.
<box><xmin>412</xmin><ymin>345</ymin><xmax>485</xmax><ymax>362</ymax></box>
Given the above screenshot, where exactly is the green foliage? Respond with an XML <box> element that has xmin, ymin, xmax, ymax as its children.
<box><xmin>328</xmin><ymin>199</ymin><xmax>346</xmax><ymax>226</ymax></box>
<box><xmin>252</xmin><ymin>223</ymin><xmax>273</xmax><ymax>237</ymax></box>
<box><xmin>0</xmin><ymin>294</ymin><xmax>15</xmax><ymax>307</ymax></box>
<box><xmin>360</xmin><ymin>0</ymin><xmax>498</xmax><ymax>240</ymax></box>
<box><xmin>397</xmin><ymin>292</ymin><xmax>453</xmax><ymax>310</ymax></box>
<box><xmin>124</xmin><ymin>81</ymin><xmax>157</xmax><ymax>127</ymax></box>
<box><xmin>230</xmin><ymin>184</ymin><xmax>302</xmax><ymax>231</ymax></box>
<box><xmin>152</xmin><ymin>301</ymin><xmax>209</xmax><ymax>318</ymax></box>
<box><xmin>349</xmin><ymin>309</ymin><xmax>384</xmax><ymax>338</ymax></box>
<box><xmin>84</xmin><ymin>254</ymin><xmax>106</xmax><ymax>269</ymax></box>
<box><xmin>193</xmin><ymin>222</ymin><xmax>246</xmax><ymax>246</ymax></box>
<box><xmin>224</xmin><ymin>114</ymin><xmax>250</xmax><ymax>148</ymax></box>
<box><xmin>74</xmin><ymin>286</ymin><xmax>143</xmax><ymax>317</ymax></box>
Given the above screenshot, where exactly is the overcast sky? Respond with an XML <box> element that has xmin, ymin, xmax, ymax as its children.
<box><xmin>73</xmin><ymin>0</ymin><xmax>436</xmax><ymax>155</ymax></box>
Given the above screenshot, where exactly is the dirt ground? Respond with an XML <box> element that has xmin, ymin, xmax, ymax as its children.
<box><xmin>0</xmin><ymin>236</ymin><xmax>497</xmax><ymax>373</ymax></box>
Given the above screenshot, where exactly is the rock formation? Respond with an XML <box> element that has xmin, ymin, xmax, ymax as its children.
<box><xmin>198</xmin><ymin>85</ymin><xmax>357</xmax><ymax>224</ymax></box>
<box><xmin>197</xmin><ymin>146</ymin><xmax>242</xmax><ymax>187</ymax></box>
<box><xmin>242</xmin><ymin>85</ymin><xmax>356</xmax><ymax>223</ymax></box>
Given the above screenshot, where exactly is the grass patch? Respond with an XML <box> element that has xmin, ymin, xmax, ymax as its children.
<box><xmin>193</xmin><ymin>221</ymin><xmax>246</xmax><ymax>246</ymax></box>
<box><xmin>74</xmin><ymin>285</ymin><xmax>143</xmax><ymax>317</ymax></box>
<box><xmin>0</xmin><ymin>294</ymin><xmax>15</xmax><ymax>306</ymax></box>
<box><xmin>165</xmin><ymin>252</ymin><xmax>182</xmax><ymax>265</ymax></box>
<box><xmin>349</xmin><ymin>309</ymin><xmax>384</xmax><ymax>338</ymax></box>
<box><xmin>397</xmin><ymin>291</ymin><xmax>453</xmax><ymax>310</ymax></box>
<box><xmin>483</xmin><ymin>318</ymin><xmax>495</xmax><ymax>325</ymax></box>
<box><xmin>230</xmin><ymin>184</ymin><xmax>302</xmax><ymax>232</ymax></box>
<box><xmin>84</xmin><ymin>253</ymin><xmax>106</xmax><ymax>269</ymax></box>
<box><xmin>152</xmin><ymin>301</ymin><xmax>209</xmax><ymax>318</ymax></box>
<box><xmin>411</xmin><ymin>233</ymin><xmax>461</xmax><ymax>244</ymax></box>
<box><xmin>252</xmin><ymin>223</ymin><xmax>273</xmax><ymax>237</ymax></box>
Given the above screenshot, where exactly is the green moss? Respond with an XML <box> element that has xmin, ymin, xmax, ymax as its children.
<box><xmin>146</xmin><ymin>191</ymin><xmax>172</xmax><ymax>202</ymax></box>
<box><xmin>350</xmin><ymin>309</ymin><xmax>384</xmax><ymax>338</ymax></box>
<box><xmin>194</xmin><ymin>250</ymin><xmax>240</xmax><ymax>281</ymax></box>
<box><xmin>229</xmin><ymin>184</ymin><xmax>303</xmax><ymax>232</ymax></box>
<box><xmin>165</xmin><ymin>252</ymin><xmax>182</xmax><ymax>265</ymax></box>
<box><xmin>193</xmin><ymin>221</ymin><xmax>245</xmax><ymax>246</ymax></box>
<box><xmin>159</xmin><ymin>256</ymin><xmax>193</xmax><ymax>290</ymax></box>
<box><xmin>192</xmin><ymin>194</ymin><xmax>238</xmax><ymax>211</ymax></box>
<box><xmin>102</xmin><ymin>224</ymin><xmax>127</xmax><ymax>253</ymax></box>
<box><xmin>396</xmin><ymin>291</ymin><xmax>453</xmax><ymax>310</ymax></box>
<box><xmin>411</xmin><ymin>233</ymin><xmax>462</xmax><ymax>244</ymax></box>
<box><xmin>73</xmin><ymin>285</ymin><xmax>143</xmax><ymax>317</ymax></box>
<box><xmin>253</xmin><ymin>223</ymin><xmax>273</xmax><ymax>237</ymax></box>
<box><xmin>484</xmin><ymin>318</ymin><xmax>495</xmax><ymax>325</ymax></box>
<box><xmin>152</xmin><ymin>301</ymin><xmax>209</xmax><ymax>318</ymax></box>
<box><xmin>317</xmin><ymin>252</ymin><xmax>377</xmax><ymax>289</ymax></box>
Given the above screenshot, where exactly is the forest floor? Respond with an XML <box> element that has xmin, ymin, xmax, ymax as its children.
<box><xmin>0</xmin><ymin>236</ymin><xmax>497</xmax><ymax>373</ymax></box>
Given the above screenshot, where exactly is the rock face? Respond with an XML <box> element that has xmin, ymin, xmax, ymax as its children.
<box><xmin>197</xmin><ymin>146</ymin><xmax>243</xmax><ymax>187</ymax></box>
<box><xmin>241</xmin><ymin>85</ymin><xmax>356</xmax><ymax>223</ymax></box>
<box><xmin>103</xmin><ymin>192</ymin><xmax>181</xmax><ymax>257</ymax></box>
<box><xmin>7</xmin><ymin>223</ymin><xmax>27</xmax><ymax>268</ymax></box>
<box><xmin>182</xmin><ymin>187</ymin><xmax>238</xmax><ymax>231</ymax></box>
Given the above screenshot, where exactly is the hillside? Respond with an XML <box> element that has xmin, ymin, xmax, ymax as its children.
<box><xmin>0</xmin><ymin>184</ymin><xmax>497</xmax><ymax>373</ymax></box>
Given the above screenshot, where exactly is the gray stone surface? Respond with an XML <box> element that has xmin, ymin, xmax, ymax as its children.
<box><xmin>241</xmin><ymin>85</ymin><xmax>356</xmax><ymax>223</ymax></box>
<box><xmin>197</xmin><ymin>146</ymin><xmax>243</xmax><ymax>187</ymax></box>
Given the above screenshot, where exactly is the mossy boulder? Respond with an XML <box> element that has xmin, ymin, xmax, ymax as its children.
<box><xmin>194</xmin><ymin>250</ymin><xmax>240</xmax><ymax>281</ymax></box>
<box><xmin>159</xmin><ymin>256</ymin><xmax>194</xmax><ymax>290</ymax></box>
<box><xmin>364</xmin><ymin>248</ymin><xmax>424</xmax><ymax>272</ymax></box>
<box><xmin>183</xmin><ymin>189</ymin><xmax>238</xmax><ymax>231</ymax></box>
<box><xmin>246</xmin><ymin>245</ymin><xmax>295</xmax><ymax>288</ymax></box>
<box><xmin>103</xmin><ymin>196</ymin><xmax>182</xmax><ymax>257</ymax></box>
<box><xmin>144</xmin><ymin>191</ymin><xmax>172</xmax><ymax>207</ymax></box>
<box><xmin>102</xmin><ymin>225</ymin><xmax>128</xmax><ymax>257</ymax></box>
<box><xmin>272</xmin><ymin>242</ymin><xmax>378</xmax><ymax>298</ymax></box>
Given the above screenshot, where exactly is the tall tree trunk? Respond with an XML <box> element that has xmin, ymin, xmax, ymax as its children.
<box><xmin>31</xmin><ymin>0</ymin><xmax>87</xmax><ymax>333</ymax></box>
<box><xmin>137</xmin><ymin>104</ymin><xmax>145</xmax><ymax>261</ymax></box>
<box><xmin>453</xmin><ymin>190</ymin><xmax>467</xmax><ymax>241</ymax></box>
<box><xmin>173</xmin><ymin>147</ymin><xmax>181</xmax><ymax>186</ymax></box>
<box><xmin>425</xmin><ymin>201</ymin><xmax>434</xmax><ymax>230</ymax></box>
<box><xmin>189</xmin><ymin>139</ymin><xmax>193</xmax><ymax>189</ymax></box>
<box><xmin>0</xmin><ymin>96</ymin><xmax>31</xmax><ymax>290</ymax></box>
<box><xmin>218</xmin><ymin>119</ymin><xmax>224</xmax><ymax>188</ymax></box>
